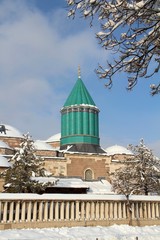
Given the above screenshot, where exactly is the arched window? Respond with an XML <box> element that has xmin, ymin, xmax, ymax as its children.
<box><xmin>85</xmin><ymin>169</ymin><xmax>93</xmax><ymax>180</ymax></box>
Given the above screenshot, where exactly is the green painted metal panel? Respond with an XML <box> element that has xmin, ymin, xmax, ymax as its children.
<box><xmin>61</xmin><ymin>114</ymin><xmax>66</xmax><ymax>137</ymax></box>
<box><xmin>77</xmin><ymin>111</ymin><xmax>83</xmax><ymax>134</ymax></box>
<box><xmin>66</xmin><ymin>112</ymin><xmax>69</xmax><ymax>136</ymax></box>
<box><xmin>89</xmin><ymin>112</ymin><xmax>95</xmax><ymax>136</ymax></box>
<box><xmin>63</xmin><ymin>78</ymin><xmax>96</xmax><ymax>107</ymax></box>
<box><xmin>61</xmin><ymin>135</ymin><xmax>99</xmax><ymax>146</ymax></box>
<box><xmin>94</xmin><ymin>113</ymin><xmax>99</xmax><ymax>137</ymax></box>
<box><xmin>70</xmin><ymin>112</ymin><xmax>75</xmax><ymax>135</ymax></box>
<box><xmin>83</xmin><ymin>111</ymin><xmax>89</xmax><ymax>135</ymax></box>
<box><xmin>61</xmin><ymin>109</ymin><xmax>99</xmax><ymax>138</ymax></box>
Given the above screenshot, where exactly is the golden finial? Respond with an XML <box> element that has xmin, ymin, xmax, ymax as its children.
<box><xmin>78</xmin><ymin>65</ymin><xmax>81</xmax><ymax>78</ymax></box>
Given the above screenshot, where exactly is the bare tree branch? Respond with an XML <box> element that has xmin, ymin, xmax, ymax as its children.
<box><xmin>67</xmin><ymin>0</ymin><xmax>160</xmax><ymax>95</ymax></box>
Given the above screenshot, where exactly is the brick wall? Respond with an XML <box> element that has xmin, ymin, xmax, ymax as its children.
<box><xmin>47</xmin><ymin>141</ymin><xmax>60</xmax><ymax>148</ymax></box>
<box><xmin>44</xmin><ymin>158</ymin><xmax>67</xmax><ymax>176</ymax></box>
<box><xmin>109</xmin><ymin>154</ymin><xmax>133</xmax><ymax>175</ymax></box>
<box><xmin>35</xmin><ymin>150</ymin><xmax>57</xmax><ymax>157</ymax></box>
<box><xmin>65</xmin><ymin>153</ymin><xmax>111</xmax><ymax>180</ymax></box>
<box><xmin>0</xmin><ymin>148</ymin><xmax>14</xmax><ymax>155</ymax></box>
<box><xmin>0</xmin><ymin>137</ymin><xmax>23</xmax><ymax>148</ymax></box>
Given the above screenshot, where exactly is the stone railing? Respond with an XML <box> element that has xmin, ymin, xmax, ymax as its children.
<box><xmin>0</xmin><ymin>194</ymin><xmax>159</xmax><ymax>230</ymax></box>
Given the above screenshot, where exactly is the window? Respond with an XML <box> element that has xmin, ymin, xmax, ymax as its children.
<box><xmin>85</xmin><ymin>169</ymin><xmax>93</xmax><ymax>180</ymax></box>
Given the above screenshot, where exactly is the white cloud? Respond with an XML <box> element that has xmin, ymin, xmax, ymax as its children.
<box><xmin>0</xmin><ymin>1</ymin><xmax>105</xmax><ymax>80</ymax></box>
<box><xmin>0</xmin><ymin>0</ymin><xmax>107</xmax><ymax>139</ymax></box>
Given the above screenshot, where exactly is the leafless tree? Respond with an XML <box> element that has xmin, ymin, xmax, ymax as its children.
<box><xmin>67</xmin><ymin>0</ymin><xmax>160</xmax><ymax>95</ymax></box>
<box><xmin>112</xmin><ymin>139</ymin><xmax>160</xmax><ymax>196</ymax></box>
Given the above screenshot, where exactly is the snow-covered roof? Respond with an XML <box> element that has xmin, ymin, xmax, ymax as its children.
<box><xmin>87</xmin><ymin>179</ymin><xmax>113</xmax><ymax>194</ymax></box>
<box><xmin>0</xmin><ymin>140</ymin><xmax>11</xmax><ymax>149</ymax></box>
<box><xmin>32</xmin><ymin>177</ymin><xmax>113</xmax><ymax>194</ymax></box>
<box><xmin>56</xmin><ymin>178</ymin><xmax>88</xmax><ymax>188</ymax></box>
<box><xmin>0</xmin><ymin>155</ymin><xmax>11</xmax><ymax>167</ymax></box>
<box><xmin>33</xmin><ymin>140</ymin><xmax>56</xmax><ymax>151</ymax></box>
<box><xmin>31</xmin><ymin>176</ymin><xmax>58</xmax><ymax>184</ymax></box>
<box><xmin>32</xmin><ymin>177</ymin><xmax>88</xmax><ymax>188</ymax></box>
<box><xmin>56</xmin><ymin>178</ymin><xmax>113</xmax><ymax>194</ymax></box>
<box><xmin>0</xmin><ymin>124</ymin><xmax>23</xmax><ymax>138</ymax></box>
<box><xmin>105</xmin><ymin>145</ymin><xmax>133</xmax><ymax>156</ymax></box>
<box><xmin>46</xmin><ymin>133</ymin><xmax>61</xmax><ymax>143</ymax></box>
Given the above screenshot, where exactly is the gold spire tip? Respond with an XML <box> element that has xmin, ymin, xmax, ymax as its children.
<box><xmin>78</xmin><ymin>65</ymin><xmax>81</xmax><ymax>78</ymax></box>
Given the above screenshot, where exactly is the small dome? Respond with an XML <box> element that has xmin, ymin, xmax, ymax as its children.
<box><xmin>105</xmin><ymin>145</ymin><xmax>132</xmax><ymax>156</ymax></box>
<box><xmin>34</xmin><ymin>140</ymin><xmax>55</xmax><ymax>150</ymax></box>
<box><xmin>0</xmin><ymin>124</ymin><xmax>23</xmax><ymax>138</ymax></box>
<box><xmin>46</xmin><ymin>133</ymin><xmax>61</xmax><ymax>143</ymax></box>
<box><xmin>0</xmin><ymin>155</ymin><xmax>11</xmax><ymax>167</ymax></box>
<box><xmin>0</xmin><ymin>140</ymin><xmax>11</xmax><ymax>149</ymax></box>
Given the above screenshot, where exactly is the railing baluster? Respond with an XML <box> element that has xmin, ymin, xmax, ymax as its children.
<box><xmin>100</xmin><ymin>201</ymin><xmax>104</xmax><ymax>219</ymax></box>
<box><xmin>44</xmin><ymin>201</ymin><xmax>48</xmax><ymax>221</ymax></box>
<box><xmin>81</xmin><ymin>201</ymin><xmax>85</xmax><ymax>220</ymax></box>
<box><xmin>143</xmin><ymin>202</ymin><xmax>147</xmax><ymax>219</ymax></box>
<box><xmin>75</xmin><ymin>201</ymin><xmax>79</xmax><ymax>220</ymax></box>
<box><xmin>38</xmin><ymin>201</ymin><xmax>43</xmax><ymax>221</ymax></box>
<box><xmin>49</xmin><ymin>201</ymin><xmax>54</xmax><ymax>221</ymax></box>
<box><xmin>15</xmin><ymin>201</ymin><xmax>20</xmax><ymax>222</ymax></box>
<box><xmin>60</xmin><ymin>201</ymin><xmax>64</xmax><ymax>220</ymax></box>
<box><xmin>118</xmin><ymin>202</ymin><xmax>122</xmax><ymax>219</ymax></box>
<box><xmin>3</xmin><ymin>201</ymin><xmax>7</xmax><ymax>223</ymax></box>
<box><xmin>113</xmin><ymin>202</ymin><xmax>117</xmax><ymax>219</ymax></box>
<box><xmin>27</xmin><ymin>201</ymin><xmax>32</xmax><ymax>222</ymax></box>
<box><xmin>33</xmin><ymin>201</ymin><xmax>37</xmax><ymax>221</ymax></box>
<box><xmin>21</xmin><ymin>201</ymin><xmax>26</xmax><ymax>222</ymax></box>
<box><xmin>104</xmin><ymin>202</ymin><xmax>109</xmax><ymax>219</ymax></box>
<box><xmin>55</xmin><ymin>201</ymin><xmax>59</xmax><ymax>220</ymax></box>
<box><xmin>95</xmin><ymin>201</ymin><xmax>99</xmax><ymax>220</ymax></box>
<box><xmin>90</xmin><ymin>201</ymin><xmax>95</xmax><ymax>220</ymax></box>
<box><xmin>70</xmin><ymin>201</ymin><xmax>75</xmax><ymax>220</ymax></box>
<box><xmin>139</xmin><ymin>202</ymin><xmax>143</xmax><ymax>219</ymax></box>
<box><xmin>151</xmin><ymin>202</ymin><xmax>155</xmax><ymax>219</ymax></box>
<box><xmin>109</xmin><ymin>202</ymin><xmax>113</xmax><ymax>219</ymax></box>
<box><xmin>66</xmin><ymin>201</ymin><xmax>69</xmax><ymax>220</ymax></box>
<box><xmin>148</xmin><ymin>202</ymin><xmax>151</xmax><ymax>219</ymax></box>
<box><xmin>155</xmin><ymin>202</ymin><xmax>159</xmax><ymax>219</ymax></box>
<box><xmin>8</xmin><ymin>202</ymin><xmax>14</xmax><ymax>222</ymax></box>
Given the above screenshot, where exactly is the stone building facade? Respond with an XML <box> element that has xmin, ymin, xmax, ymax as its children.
<box><xmin>0</xmin><ymin>72</ymin><xmax>133</xmax><ymax>191</ymax></box>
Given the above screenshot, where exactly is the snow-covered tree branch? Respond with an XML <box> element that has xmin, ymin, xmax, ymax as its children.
<box><xmin>67</xmin><ymin>0</ymin><xmax>160</xmax><ymax>95</ymax></box>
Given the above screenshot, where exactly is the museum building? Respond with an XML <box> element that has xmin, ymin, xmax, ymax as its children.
<box><xmin>0</xmin><ymin>71</ymin><xmax>133</xmax><ymax>191</ymax></box>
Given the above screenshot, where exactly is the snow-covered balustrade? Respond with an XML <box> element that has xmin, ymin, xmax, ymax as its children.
<box><xmin>0</xmin><ymin>194</ymin><xmax>159</xmax><ymax>229</ymax></box>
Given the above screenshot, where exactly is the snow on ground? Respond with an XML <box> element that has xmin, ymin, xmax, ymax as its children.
<box><xmin>0</xmin><ymin>225</ymin><xmax>160</xmax><ymax>240</ymax></box>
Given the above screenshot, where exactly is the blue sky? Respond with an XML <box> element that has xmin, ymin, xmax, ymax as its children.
<box><xmin>0</xmin><ymin>0</ymin><xmax>160</xmax><ymax>156</ymax></box>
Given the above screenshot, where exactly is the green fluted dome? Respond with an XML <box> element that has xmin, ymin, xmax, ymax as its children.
<box><xmin>64</xmin><ymin>78</ymin><xmax>95</xmax><ymax>107</ymax></box>
<box><xmin>60</xmin><ymin>74</ymin><xmax>105</xmax><ymax>153</ymax></box>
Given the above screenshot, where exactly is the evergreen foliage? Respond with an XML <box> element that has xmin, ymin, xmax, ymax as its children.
<box><xmin>2</xmin><ymin>133</ymin><xmax>50</xmax><ymax>193</ymax></box>
<box><xmin>112</xmin><ymin>139</ymin><xmax>160</xmax><ymax>196</ymax></box>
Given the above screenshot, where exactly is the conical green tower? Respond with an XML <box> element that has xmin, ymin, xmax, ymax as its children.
<box><xmin>60</xmin><ymin>70</ymin><xmax>105</xmax><ymax>153</ymax></box>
